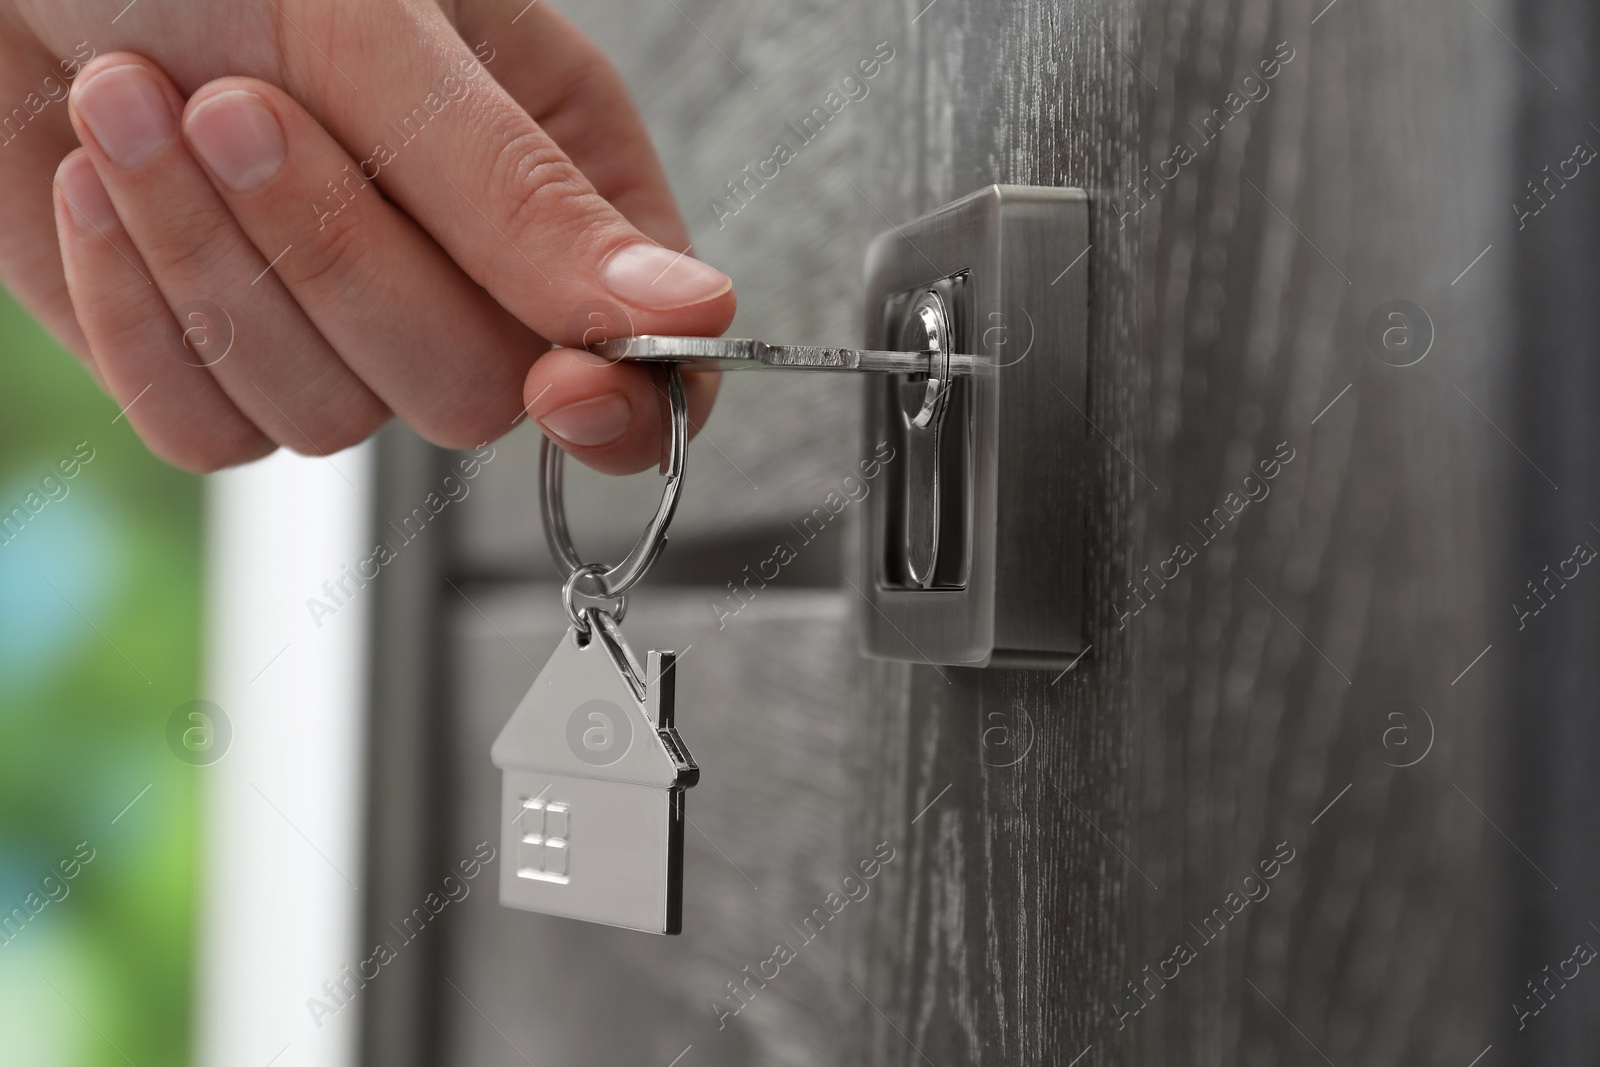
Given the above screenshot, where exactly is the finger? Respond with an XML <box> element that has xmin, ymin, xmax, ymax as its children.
<box><xmin>52</xmin><ymin>150</ymin><xmax>273</xmax><ymax>472</ymax></box>
<box><xmin>278</xmin><ymin>3</ymin><xmax>735</xmax><ymax>348</ymax></box>
<box><xmin>69</xmin><ymin>54</ymin><xmax>390</xmax><ymax>455</ymax></box>
<box><xmin>524</xmin><ymin>349</ymin><xmax>719</xmax><ymax>476</ymax></box>
<box><xmin>182</xmin><ymin>77</ymin><xmax>542</xmax><ymax>449</ymax></box>
<box><xmin>457</xmin><ymin>0</ymin><xmax>688</xmax><ymax>250</ymax></box>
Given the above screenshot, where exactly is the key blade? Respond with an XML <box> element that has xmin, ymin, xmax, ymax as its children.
<box><xmin>588</xmin><ymin>336</ymin><xmax>978</xmax><ymax>374</ymax></box>
<box><xmin>587</xmin><ymin>335</ymin><xmax>768</xmax><ymax>368</ymax></box>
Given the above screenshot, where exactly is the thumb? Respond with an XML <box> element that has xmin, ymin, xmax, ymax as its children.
<box><xmin>278</xmin><ymin>0</ymin><xmax>735</xmax><ymax>345</ymax></box>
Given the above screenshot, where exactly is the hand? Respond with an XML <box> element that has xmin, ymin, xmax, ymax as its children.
<box><xmin>0</xmin><ymin>0</ymin><xmax>732</xmax><ymax>474</ymax></box>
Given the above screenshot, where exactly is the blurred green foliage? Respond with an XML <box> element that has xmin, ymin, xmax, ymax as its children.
<box><xmin>0</xmin><ymin>291</ymin><xmax>199</xmax><ymax>1065</ymax></box>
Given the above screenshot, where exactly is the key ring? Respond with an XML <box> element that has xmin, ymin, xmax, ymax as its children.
<box><xmin>562</xmin><ymin>563</ymin><xmax>627</xmax><ymax>634</ymax></box>
<box><xmin>540</xmin><ymin>363</ymin><xmax>688</xmax><ymax>599</ymax></box>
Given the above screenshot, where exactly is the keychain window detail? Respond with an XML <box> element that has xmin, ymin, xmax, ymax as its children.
<box><xmin>516</xmin><ymin>798</ymin><xmax>571</xmax><ymax>885</ymax></box>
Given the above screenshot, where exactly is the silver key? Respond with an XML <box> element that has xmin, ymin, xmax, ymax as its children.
<box><xmin>491</xmin><ymin>608</ymin><xmax>697</xmax><ymax>935</ymax></box>
<box><xmin>589</xmin><ymin>334</ymin><xmax>979</xmax><ymax>376</ymax></box>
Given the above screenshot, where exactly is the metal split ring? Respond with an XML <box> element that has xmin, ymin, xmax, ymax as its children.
<box><xmin>540</xmin><ymin>363</ymin><xmax>688</xmax><ymax>600</ymax></box>
<box><xmin>562</xmin><ymin>563</ymin><xmax>627</xmax><ymax>634</ymax></box>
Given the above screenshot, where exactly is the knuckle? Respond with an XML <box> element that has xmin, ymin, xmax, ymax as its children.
<box><xmin>413</xmin><ymin>405</ymin><xmax>506</xmax><ymax>452</ymax></box>
<box><xmin>545</xmin><ymin>62</ymin><xmax>636</xmax><ymax>146</ymax></box>
<box><xmin>137</xmin><ymin>209</ymin><xmax>239</xmax><ymax>284</ymax></box>
<box><xmin>86</xmin><ymin>292</ymin><xmax>169</xmax><ymax>354</ymax></box>
<box><xmin>85</xmin><ymin>297</ymin><xmax>208</xmax><ymax>377</ymax></box>
<box><xmin>543</xmin><ymin>58</ymin><xmax>620</xmax><ymax>119</ymax></box>
<box><xmin>279</xmin><ymin>403</ymin><xmax>389</xmax><ymax>458</ymax></box>
<box><xmin>148</xmin><ymin>423</ymin><xmax>275</xmax><ymax>474</ymax></box>
<box><xmin>283</xmin><ymin>206</ymin><xmax>378</xmax><ymax>303</ymax></box>
<box><xmin>492</xmin><ymin>130</ymin><xmax>611</xmax><ymax>253</ymax></box>
<box><xmin>405</xmin><ymin>358</ymin><xmax>529</xmax><ymax>451</ymax></box>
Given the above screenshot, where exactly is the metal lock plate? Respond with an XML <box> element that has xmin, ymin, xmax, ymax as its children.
<box><xmin>861</xmin><ymin>184</ymin><xmax>1088</xmax><ymax>668</ymax></box>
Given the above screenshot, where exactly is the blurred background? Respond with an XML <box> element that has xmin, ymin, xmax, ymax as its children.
<box><xmin>0</xmin><ymin>289</ymin><xmax>200</xmax><ymax>1064</ymax></box>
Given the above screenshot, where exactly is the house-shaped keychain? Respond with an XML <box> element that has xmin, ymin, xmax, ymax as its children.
<box><xmin>491</xmin><ymin>615</ymin><xmax>698</xmax><ymax>934</ymax></box>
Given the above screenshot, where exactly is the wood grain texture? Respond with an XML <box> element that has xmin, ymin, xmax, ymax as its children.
<box><xmin>848</xmin><ymin>0</ymin><xmax>1516</xmax><ymax>1065</ymax></box>
<box><xmin>1506</xmin><ymin>1</ymin><xmax>1600</xmax><ymax>1065</ymax></box>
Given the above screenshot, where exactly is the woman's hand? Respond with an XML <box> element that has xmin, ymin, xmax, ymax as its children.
<box><xmin>0</xmin><ymin>0</ymin><xmax>731</xmax><ymax>474</ymax></box>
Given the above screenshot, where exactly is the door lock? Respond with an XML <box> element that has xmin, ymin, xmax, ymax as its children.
<box><xmin>895</xmin><ymin>287</ymin><xmax>957</xmax><ymax>589</ymax></box>
<box><xmin>588</xmin><ymin>183</ymin><xmax>1089</xmax><ymax>668</ymax></box>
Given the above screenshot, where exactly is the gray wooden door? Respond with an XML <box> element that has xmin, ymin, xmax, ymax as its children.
<box><xmin>354</xmin><ymin>0</ymin><xmax>1587</xmax><ymax>1063</ymax></box>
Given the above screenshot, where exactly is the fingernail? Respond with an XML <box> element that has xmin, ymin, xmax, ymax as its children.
<box><xmin>537</xmin><ymin>392</ymin><xmax>632</xmax><ymax>448</ymax></box>
<box><xmin>56</xmin><ymin>154</ymin><xmax>120</xmax><ymax>233</ymax></box>
<box><xmin>185</xmin><ymin>91</ymin><xmax>287</xmax><ymax>193</ymax></box>
<box><xmin>602</xmin><ymin>244</ymin><xmax>732</xmax><ymax>310</ymax></box>
<box><xmin>76</xmin><ymin>65</ymin><xmax>175</xmax><ymax>168</ymax></box>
